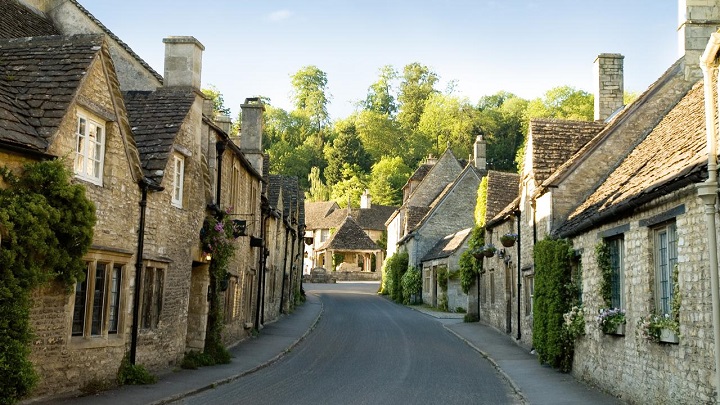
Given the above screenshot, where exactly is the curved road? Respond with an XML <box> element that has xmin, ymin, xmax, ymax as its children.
<box><xmin>174</xmin><ymin>282</ymin><xmax>519</xmax><ymax>405</ymax></box>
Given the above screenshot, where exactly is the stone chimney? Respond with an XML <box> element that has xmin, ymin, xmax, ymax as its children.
<box><xmin>593</xmin><ymin>54</ymin><xmax>624</xmax><ymax>122</ymax></box>
<box><xmin>678</xmin><ymin>0</ymin><xmax>720</xmax><ymax>80</ymax></box>
<box><xmin>162</xmin><ymin>36</ymin><xmax>204</xmax><ymax>89</ymax></box>
<box><xmin>425</xmin><ymin>154</ymin><xmax>437</xmax><ymax>165</ymax></box>
<box><xmin>474</xmin><ymin>135</ymin><xmax>486</xmax><ymax>170</ymax></box>
<box><xmin>240</xmin><ymin>98</ymin><xmax>265</xmax><ymax>173</ymax></box>
<box><xmin>215</xmin><ymin>115</ymin><xmax>232</xmax><ymax>134</ymax></box>
<box><xmin>360</xmin><ymin>189</ymin><xmax>371</xmax><ymax>209</ymax></box>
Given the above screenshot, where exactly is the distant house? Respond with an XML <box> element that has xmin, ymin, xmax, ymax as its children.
<box><xmin>420</xmin><ymin>228</ymin><xmax>472</xmax><ymax>311</ymax></box>
<box><xmin>315</xmin><ymin>215</ymin><xmax>384</xmax><ymax>280</ymax></box>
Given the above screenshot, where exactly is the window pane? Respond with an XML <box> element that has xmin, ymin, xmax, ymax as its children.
<box><xmin>72</xmin><ymin>267</ymin><xmax>89</xmax><ymax>336</ymax></box>
<box><xmin>108</xmin><ymin>264</ymin><xmax>122</xmax><ymax>334</ymax></box>
<box><xmin>141</xmin><ymin>267</ymin><xmax>153</xmax><ymax>329</ymax></box>
<box><xmin>91</xmin><ymin>263</ymin><xmax>108</xmax><ymax>336</ymax></box>
<box><xmin>608</xmin><ymin>238</ymin><xmax>623</xmax><ymax>308</ymax></box>
<box><xmin>658</xmin><ymin>230</ymin><xmax>670</xmax><ymax>315</ymax></box>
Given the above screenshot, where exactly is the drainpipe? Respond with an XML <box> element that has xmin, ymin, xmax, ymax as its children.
<box><xmin>215</xmin><ymin>141</ymin><xmax>226</xmax><ymax>206</ymax></box>
<box><xmin>698</xmin><ymin>31</ymin><xmax>720</xmax><ymax>404</ymax></box>
<box><xmin>130</xmin><ymin>179</ymin><xmax>163</xmax><ymax>365</ymax></box>
<box><xmin>255</xmin><ymin>202</ymin><xmax>271</xmax><ymax>330</ymax></box>
<box><xmin>288</xmin><ymin>231</ymin><xmax>297</xmax><ymax>308</ymax></box>
<box><xmin>515</xmin><ymin>210</ymin><xmax>522</xmax><ymax>341</ymax></box>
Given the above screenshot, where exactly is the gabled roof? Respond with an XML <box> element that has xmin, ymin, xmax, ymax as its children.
<box><xmin>485</xmin><ymin>170</ymin><xmax>520</xmax><ymax>224</ymax></box>
<box><xmin>407</xmin><ymin>162</ymin><xmax>433</xmax><ymax>183</ymax></box>
<box><xmin>406</xmin><ymin>206</ymin><xmax>431</xmax><ymax>233</ymax></box>
<box><xmin>421</xmin><ymin>228</ymin><xmax>472</xmax><ymax>262</ymax></box>
<box><xmin>0</xmin><ymin>34</ymin><xmax>104</xmax><ymax>152</ymax></box>
<box><xmin>305</xmin><ymin>201</ymin><xmax>341</xmax><ymax>229</ymax></box>
<box><xmin>529</xmin><ymin>119</ymin><xmax>605</xmax><ymax>184</ymax></box>
<box><xmin>318</xmin><ymin>216</ymin><xmax>380</xmax><ymax>251</ymax></box>
<box><xmin>0</xmin><ymin>0</ymin><xmax>59</xmax><ymax>38</ymax></box>
<box><xmin>351</xmin><ymin>205</ymin><xmax>396</xmax><ymax>231</ymax></box>
<box><xmin>486</xmin><ymin>196</ymin><xmax>520</xmax><ymax>229</ymax></box>
<box><xmin>123</xmin><ymin>88</ymin><xmax>196</xmax><ymax>183</ymax></box>
<box><xmin>557</xmin><ymin>79</ymin><xmax>707</xmax><ymax>237</ymax></box>
<box><xmin>268</xmin><ymin>174</ymin><xmax>283</xmax><ymax>210</ymax></box>
<box><xmin>282</xmin><ymin>176</ymin><xmax>298</xmax><ymax>218</ymax></box>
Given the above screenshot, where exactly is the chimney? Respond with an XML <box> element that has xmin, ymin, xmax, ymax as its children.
<box><xmin>360</xmin><ymin>189</ymin><xmax>371</xmax><ymax>209</ymax></box>
<box><xmin>162</xmin><ymin>36</ymin><xmax>204</xmax><ymax>89</ymax></box>
<box><xmin>474</xmin><ymin>135</ymin><xmax>486</xmax><ymax>170</ymax></box>
<box><xmin>240</xmin><ymin>97</ymin><xmax>265</xmax><ymax>173</ymax></box>
<box><xmin>593</xmin><ymin>53</ymin><xmax>624</xmax><ymax>121</ymax></box>
<box><xmin>215</xmin><ymin>115</ymin><xmax>232</xmax><ymax>134</ymax></box>
<box><xmin>678</xmin><ymin>0</ymin><xmax>720</xmax><ymax>80</ymax></box>
<box><xmin>425</xmin><ymin>154</ymin><xmax>437</xmax><ymax>165</ymax></box>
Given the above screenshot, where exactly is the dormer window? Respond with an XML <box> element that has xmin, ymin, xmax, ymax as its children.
<box><xmin>171</xmin><ymin>154</ymin><xmax>185</xmax><ymax>208</ymax></box>
<box><xmin>74</xmin><ymin>112</ymin><xmax>105</xmax><ymax>185</ymax></box>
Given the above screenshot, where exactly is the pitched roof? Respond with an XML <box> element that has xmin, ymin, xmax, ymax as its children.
<box><xmin>305</xmin><ymin>201</ymin><xmax>340</xmax><ymax>229</ymax></box>
<box><xmin>0</xmin><ymin>0</ymin><xmax>59</xmax><ymax>38</ymax></box>
<box><xmin>319</xmin><ymin>216</ymin><xmax>380</xmax><ymax>251</ymax></box>
<box><xmin>351</xmin><ymin>205</ymin><xmax>396</xmax><ymax>231</ymax></box>
<box><xmin>421</xmin><ymin>228</ymin><xmax>472</xmax><ymax>262</ymax></box>
<box><xmin>282</xmin><ymin>176</ymin><xmax>298</xmax><ymax>218</ymax></box>
<box><xmin>557</xmin><ymin>79</ymin><xmax>707</xmax><ymax>237</ymax></box>
<box><xmin>486</xmin><ymin>196</ymin><xmax>521</xmax><ymax>229</ymax></box>
<box><xmin>123</xmin><ymin>88</ymin><xmax>196</xmax><ymax>183</ymax></box>
<box><xmin>530</xmin><ymin>119</ymin><xmax>605</xmax><ymax>184</ymax></box>
<box><xmin>406</xmin><ymin>206</ymin><xmax>430</xmax><ymax>232</ymax></box>
<box><xmin>268</xmin><ymin>174</ymin><xmax>283</xmax><ymax>209</ymax></box>
<box><xmin>408</xmin><ymin>163</ymin><xmax>433</xmax><ymax>182</ymax></box>
<box><xmin>485</xmin><ymin>170</ymin><xmax>520</xmax><ymax>224</ymax></box>
<box><xmin>0</xmin><ymin>34</ymin><xmax>104</xmax><ymax>152</ymax></box>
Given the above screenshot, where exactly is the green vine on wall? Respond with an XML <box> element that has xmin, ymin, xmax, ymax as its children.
<box><xmin>533</xmin><ymin>238</ymin><xmax>575</xmax><ymax>372</ymax></box>
<box><xmin>381</xmin><ymin>251</ymin><xmax>408</xmax><ymax>302</ymax></box>
<box><xmin>401</xmin><ymin>267</ymin><xmax>422</xmax><ymax>305</ymax></box>
<box><xmin>595</xmin><ymin>241</ymin><xmax>612</xmax><ymax>307</ymax></box>
<box><xmin>459</xmin><ymin>226</ymin><xmax>484</xmax><ymax>294</ymax></box>
<box><xmin>0</xmin><ymin>160</ymin><xmax>96</xmax><ymax>404</ymax></box>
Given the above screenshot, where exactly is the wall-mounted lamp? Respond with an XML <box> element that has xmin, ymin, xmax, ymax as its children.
<box><xmin>205</xmin><ymin>252</ymin><xmax>212</xmax><ymax>261</ymax></box>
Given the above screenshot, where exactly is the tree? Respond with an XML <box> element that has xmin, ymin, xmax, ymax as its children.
<box><xmin>397</xmin><ymin>62</ymin><xmax>439</xmax><ymax>131</ymax></box>
<box><xmin>323</xmin><ymin>118</ymin><xmax>372</xmax><ymax>186</ymax></box>
<box><xmin>526</xmin><ymin>86</ymin><xmax>593</xmax><ymax>121</ymax></box>
<box><xmin>418</xmin><ymin>93</ymin><xmax>481</xmax><ymax>158</ymax></box>
<box><xmin>364</xmin><ymin>65</ymin><xmax>398</xmax><ymax>115</ymax></box>
<box><xmin>202</xmin><ymin>85</ymin><xmax>231</xmax><ymax>117</ymax></box>
<box><xmin>330</xmin><ymin>166</ymin><xmax>368</xmax><ymax>208</ymax></box>
<box><xmin>306</xmin><ymin>166</ymin><xmax>330</xmax><ymax>202</ymax></box>
<box><xmin>476</xmin><ymin>92</ymin><xmax>529</xmax><ymax>171</ymax></box>
<box><xmin>291</xmin><ymin>66</ymin><xmax>330</xmax><ymax>130</ymax></box>
<box><xmin>268</xmin><ymin>135</ymin><xmax>326</xmax><ymax>190</ymax></box>
<box><xmin>367</xmin><ymin>156</ymin><xmax>412</xmax><ymax>206</ymax></box>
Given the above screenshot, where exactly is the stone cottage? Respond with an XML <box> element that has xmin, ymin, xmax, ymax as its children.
<box><xmin>420</xmin><ymin>228</ymin><xmax>472</xmax><ymax>311</ymax></box>
<box><xmin>315</xmin><ymin>215</ymin><xmax>384</xmax><ymax>279</ymax></box>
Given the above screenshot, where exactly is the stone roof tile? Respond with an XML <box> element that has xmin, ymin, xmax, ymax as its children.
<box><xmin>319</xmin><ymin>216</ymin><xmax>380</xmax><ymax>251</ymax></box>
<box><xmin>305</xmin><ymin>201</ymin><xmax>340</xmax><ymax>229</ymax></box>
<box><xmin>422</xmin><ymin>228</ymin><xmax>472</xmax><ymax>262</ymax></box>
<box><xmin>485</xmin><ymin>170</ymin><xmax>520</xmax><ymax>223</ymax></box>
<box><xmin>350</xmin><ymin>205</ymin><xmax>396</xmax><ymax>231</ymax></box>
<box><xmin>0</xmin><ymin>0</ymin><xmax>59</xmax><ymax>39</ymax></box>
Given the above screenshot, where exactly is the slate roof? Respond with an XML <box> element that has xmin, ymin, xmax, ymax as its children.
<box><xmin>123</xmin><ymin>88</ymin><xmax>195</xmax><ymax>183</ymax></box>
<box><xmin>262</xmin><ymin>153</ymin><xmax>270</xmax><ymax>195</ymax></box>
<box><xmin>485</xmin><ymin>171</ymin><xmax>520</xmax><ymax>224</ymax></box>
<box><xmin>268</xmin><ymin>174</ymin><xmax>283</xmax><ymax>210</ymax></box>
<box><xmin>351</xmin><ymin>205</ymin><xmax>396</xmax><ymax>231</ymax></box>
<box><xmin>0</xmin><ymin>34</ymin><xmax>103</xmax><ymax>152</ymax></box>
<box><xmin>408</xmin><ymin>163</ymin><xmax>433</xmax><ymax>182</ymax></box>
<box><xmin>318</xmin><ymin>216</ymin><xmax>380</xmax><ymax>251</ymax></box>
<box><xmin>530</xmin><ymin>119</ymin><xmax>605</xmax><ymax>184</ymax></box>
<box><xmin>406</xmin><ymin>206</ymin><xmax>430</xmax><ymax>232</ymax></box>
<box><xmin>0</xmin><ymin>0</ymin><xmax>59</xmax><ymax>38</ymax></box>
<box><xmin>421</xmin><ymin>228</ymin><xmax>472</xmax><ymax>262</ymax></box>
<box><xmin>557</xmin><ymin>79</ymin><xmax>707</xmax><ymax>237</ymax></box>
<box><xmin>486</xmin><ymin>196</ymin><xmax>520</xmax><ymax>229</ymax></box>
<box><xmin>305</xmin><ymin>201</ymin><xmax>340</xmax><ymax>229</ymax></box>
<box><xmin>282</xmin><ymin>176</ymin><xmax>299</xmax><ymax>219</ymax></box>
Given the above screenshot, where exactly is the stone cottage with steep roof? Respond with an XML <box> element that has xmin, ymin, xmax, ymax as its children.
<box><xmin>316</xmin><ymin>215</ymin><xmax>383</xmax><ymax>277</ymax></box>
<box><xmin>420</xmin><ymin>228</ymin><xmax>472</xmax><ymax>311</ymax></box>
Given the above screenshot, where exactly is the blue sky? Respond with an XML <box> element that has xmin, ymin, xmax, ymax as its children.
<box><xmin>81</xmin><ymin>1</ymin><xmax>678</xmax><ymax>120</ymax></box>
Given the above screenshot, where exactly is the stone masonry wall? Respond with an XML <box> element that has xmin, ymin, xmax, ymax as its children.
<box><xmin>571</xmin><ymin>187</ymin><xmax>715</xmax><ymax>404</ymax></box>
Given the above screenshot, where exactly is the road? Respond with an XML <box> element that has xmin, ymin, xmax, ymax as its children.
<box><xmin>172</xmin><ymin>282</ymin><xmax>520</xmax><ymax>405</ymax></box>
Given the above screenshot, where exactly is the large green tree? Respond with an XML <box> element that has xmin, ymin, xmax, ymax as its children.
<box><xmin>397</xmin><ymin>62</ymin><xmax>439</xmax><ymax>131</ymax></box>
<box><xmin>367</xmin><ymin>156</ymin><xmax>412</xmax><ymax>206</ymax></box>
<box><xmin>476</xmin><ymin>92</ymin><xmax>528</xmax><ymax>171</ymax></box>
<box><xmin>291</xmin><ymin>65</ymin><xmax>330</xmax><ymax>131</ymax></box>
<box><xmin>364</xmin><ymin>65</ymin><xmax>398</xmax><ymax>115</ymax></box>
<box><xmin>526</xmin><ymin>86</ymin><xmax>594</xmax><ymax>121</ymax></box>
<box><xmin>323</xmin><ymin>118</ymin><xmax>372</xmax><ymax>186</ymax></box>
<box><xmin>418</xmin><ymin>93</ymin><xmax>481</xmax><ymax>158</ymax></box>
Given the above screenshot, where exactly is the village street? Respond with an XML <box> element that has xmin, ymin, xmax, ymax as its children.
<box><xmin>172</xmin><ymin>282</ymin><xmax>518</xmax><ymax>405</ymax></box>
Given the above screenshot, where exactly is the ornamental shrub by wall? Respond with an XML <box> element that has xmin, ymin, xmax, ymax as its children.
<box><xmin>401</xmin><ymin>267</ymin><xmax>422</xmax><ymax>305</ymax></box>
<box><xmin>532</xmin><ymin>237</ymin><xmax>575</xmax><ymax>372</ymax></box>
<box><xmin>384</xmin><ymin>251</ymin><xmax>409</xmax><ymax>302</ymax></box>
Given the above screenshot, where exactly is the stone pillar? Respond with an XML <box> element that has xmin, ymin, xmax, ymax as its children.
<box><xmin>162</xmin><ymin>36</ymin><xmax>204</xmax><ymax>90</ymax></box>
<box><xmin>240</xmin><ymin>98</ymin><xmax>265</xmax><ymax>174</ymax></box>
<box><xmin>593</xmin><ymin>53</ymin><xmax>624</xmax><ymax>121</ymax></box>
<box><xmin>678</xmin><ymin>0</ymin><xmax>720</xmax><ymax>80</ymax></box>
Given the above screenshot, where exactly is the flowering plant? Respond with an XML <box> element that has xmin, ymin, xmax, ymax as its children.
<box><xmin>637</xmin><ymin>313</ymin><xmax>679</xmax><ymax>342</ymax></box>
<box><xmin>563</xmin><ymin>305</ymin><xmax>585</xmax><ymax>340</ymax></box>
<box><xmin>500</xmin><ymin>233</ymin><xmax>518</xmax><ymax>247</ymax></box>
<box><xmin>482</xmin><ymin>244</ymin><xmax>497</xmax><ymax>257</ymax></box>
<box><xmin>596</xmin><ymin>307</ymin><xmax>626</xmax><ymax>334</ymax></box>
<box><xmin>200</xmin><ymin>210</ymin><xmax>242</xmax><ymax>265</ymax></box>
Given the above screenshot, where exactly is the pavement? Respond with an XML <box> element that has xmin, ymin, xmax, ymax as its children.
<box><xmin>40</xmin><ymin>292</ymin><xmax>622</xmax><ymax>405</ymax></box>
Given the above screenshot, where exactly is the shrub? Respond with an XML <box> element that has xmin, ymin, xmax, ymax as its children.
<box><xmin>437</xmin><ymin>267</ymin><xmax>449</xmax><ymax>311</ymax></box>
<box><xmin>180</xmin><ymin>351</ymin><xmax>215</xmax><ymax>370</ymax></box>
<box><xmin>117</xmin><ymin>356</ymin><xmax>156</xmax><ymax>385</ymax></box>
<box><xmin>459</xmin><ymin>226</ymin><xmax>484</xmax><ymax>293</ymax></box>
<box><xmin>464</xmin><ymin>313</ymin><xmax>479</xmax><ymax>323</ymax></box>
<box><xmin>383</xmin><ymin>252</ymin><xmax>409</xmax><ymax>302</ymax></box>
<box><xmin>401</xmin><ymin>267</ymin><xmax>422</xmax><ymax>305</ymax></box>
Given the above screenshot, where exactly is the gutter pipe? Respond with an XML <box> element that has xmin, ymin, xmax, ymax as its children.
<box><xmin>698</xmin><ymin>31</ymin><xmax>720</xmax><ymax>405</ymax></box>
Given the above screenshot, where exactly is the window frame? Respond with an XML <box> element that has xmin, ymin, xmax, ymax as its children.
<box><xmin>140</xmin><ymin>263</ymin><xmax>165</xmax><ymax>330</ymax></box>
<box><xmin>171</xmin><ymin>154</ymin><xmax>185</xmax><ymax>208</ymax></box>
<box><xmin>74</xmin><ymin>111</ymin><xmax>106</xmax><ymax>186</ymax></box>
<box><xmin>606</xmin><ymin>236</ymin><xmax>625</xmax><ymax>309</ymax></box>
<box><xmin>653</xmin><ymin>222</ymin><xmax>678</xmax><ymax>316</ymax></box>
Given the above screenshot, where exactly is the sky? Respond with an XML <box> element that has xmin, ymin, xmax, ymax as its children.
<box><xmin>80</xmin><ymin>1</ymin><xmax>679</xmax><ymax>121</ymax></box>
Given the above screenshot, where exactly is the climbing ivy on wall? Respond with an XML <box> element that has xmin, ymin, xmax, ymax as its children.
<box><xmin>532</xmin><ymin>237</ymin><xmax>575</xmax><ymax>372</ymax></box>
<box><xmin>595</xmin><ymin>241</ymin><xmax>613</xmax><ymax>307</ymax></box>
<box><xmin>459</xmin><ymin>226</ymin><xmax>484</xmax><ymax>294</ymax></box>
<box><xmin>0</xmin><ymin>160</ymin><xmax>96</xmax><ymax>404</ymax></box>
<box><xmin>474</xmin><ymin>177</ymin><xmax>489</xmax><ymax>227</ymax></box>
<box><xmin>382</xmin><ymin>251</ymin><xmax>409</xmax><ymax>302</ymax></box>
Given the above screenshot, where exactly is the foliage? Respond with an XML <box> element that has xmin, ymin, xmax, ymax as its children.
<box><xmin>324</xmin><ymin>120</ymin><xmax>372</xmax><ymax>186</ymax></box>
<box><xmin>0</xmin><ymin>160</ymin><xmax>96</xmax><ymax>404</ymax></box>
<box><xmin>383</xmin><ymin>251</ymin><xmax>409</xmax><ymax>302</ymax></box>
<box><xmin>401</xmin><ymin>267</ymin><xmax>423</xmax><ymax>305</ymax></box>
<box><xmin>532</xmin><ymin>238</ymin><xmax>575</xmax><ymax>372</ymax></box>
<box><xmin>363</xmin><ymin>65</ymin><xmax>398</xmax><ymax>115</ymax></box>
<box><xmin>330</xmin><ymin>167</ymin><xmax>368</xmax><ymax>208</ymax></box>
<box><xmin>474</xmin><ymin>173</ymin><xmax>489</xmax><ymax>227</ymax></box>
<box><xmin>117</xmin><ymin>356</ymin><xmax>156</xmax><ymax>385</ymax></box>
<box><xmin>417</xmin><ymin>93</ymin><xmax>481</xmax><ymax>158</ymax></box>
<box><xmin>464</xmin><ymin>313</ymin><xmax>479</xmax><ymax>323</ymax></box>
<box><xmin>500</xmin><ymin>233</ymin><xmax>518</xmax><ymax>246</ymax></box>
<box><xmin>180</xmin><ymin>350</ymin><xmax>215</xmax><ymax>370</ymax></box>
<box><xmin>595</xmin><ymin>241</ymin><xmax>613</xmax><ymax>307</ymax></box>
<box><xmin>637</xmin><ymin>264</ymin><xmax>681</xmax><ymax>342</ymax></box>
<box><xmin>200</xmin><ymin>211</ymin><xmax>240</xmax><ymax>365</ymax></box>
<box><xmin>291</xmin><ymin>65</ymin><xmax>330</xmax><ymax>130</ymax></box>
<box><xmin>367</xmin><ymin>156</ymin><xmax>412</xmax><ymax>206</ymax></box>
<box><xmin>306</xmin><ymin>166</ymin><xmax>330</xmax><ymax>202</ymax></box>
<box><xmin>563</xmin><ymin>305</ymin><xmax>585</xmax><ymax>340</ymax></box>
<box><xmin>202</xmin><ymin>85</ymin><xmax>232</xmax><ymax>117</ymax></box>
<box><xmin>596</xmin><ymin>308</ymin><xmax>626</xmax><ymax>334</ymax></box>
<box><xmin>477</xmin><ymin>92</ymin><xmax>529</xmax><ymax>171</ymax></box>
<box><xmin>397</xmin><ymin>62</ymin><xmax>439</xmax><ymax>131</ymax></box>
<box><xmin>525</xmin><ymin>86</ymin><xmax>594</xmax><ymax>122</ymax></box>
<box><xmin>437</xmin><ymin>266</ymin><xmax>449</xmax><ymax>311</ymax></box>
<box><xmin>460</xmin><ymin>226</ymin><xmax>485</xmax><ymax>293</ymax></box>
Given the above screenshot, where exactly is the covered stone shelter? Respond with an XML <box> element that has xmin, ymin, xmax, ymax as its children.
<box><xmin>316</xmin><ymin>216</ymin><xmax>383</xmax><ymax>275</ymax></box>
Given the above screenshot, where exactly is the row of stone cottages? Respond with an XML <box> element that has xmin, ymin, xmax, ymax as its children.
<box><xmin>0</xmin><ymin>0</ymin><xmax>304</xmax><ymax>400</ymax></box>
<box><xmin>475</xmin><ymin>2</ymin><xmax>720</xmax><ymax>403</ymax></box>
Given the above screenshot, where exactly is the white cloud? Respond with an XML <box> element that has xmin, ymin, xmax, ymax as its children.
<box><xmin>268</xmin><ymin>9</ymin><xmax>292</xmax><ymax>22</ymax></box>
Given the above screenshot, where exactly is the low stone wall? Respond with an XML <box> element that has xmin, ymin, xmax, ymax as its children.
<box><xmin>331</xmin><ymin>271</ymin><xmax>382</xmax><ymax>282</ymax></box>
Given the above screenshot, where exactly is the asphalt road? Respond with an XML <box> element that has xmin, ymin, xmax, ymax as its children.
<box><xmin>172</xmin><ymin>282</ymin><xmax>519</xmax><ymax>405</ymax></box>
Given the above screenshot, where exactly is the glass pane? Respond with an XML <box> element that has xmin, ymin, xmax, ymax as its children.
<box><xmin>71</xmin><ymin>267</ymin><xmax>89</xmax><ymax>336</ymax></box>
<box><xmin>658</xmin><ymin>231</ymin><xmax>670</xmax><ymax>315</ymax></box>
<box><xmin>141</xmin><ymin>268</ymin><xmax>153</xmax><ymax>329</ymax></box>
<box><xmin>108</xmin><ymin>265</ymin><xmax>122</xmax><ymax>334</ymax></box>
<box><xmin>608</xmin><ymin>238</ymin><xmax>623</xmax><ymax>308</ymax></box>
<box><xmin>78</xmin><ymin>118</ymin><xmax>86</xmax><ymax>136</ymax></box>
<box><xmin>91</xmin><ymin>263</ymin><xmax>107</xmax><ymax>336</ymax></box>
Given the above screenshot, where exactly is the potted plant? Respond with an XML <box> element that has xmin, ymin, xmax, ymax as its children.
<box><xmin>470</xmin><ymin>246</ymin><xmax>485</xmax><ymax>260</ymax></box>
<box><xmin>563</xmin><ymin>305</ymin><xmax>586</xmax><ymax>340</ymax></box>
<box><xmin>500</xmin><ymin>233</ymin><xmax>517</xmax><ymax>248</ymax></box>
<box><xmin>482</xmin><ymin>244</ymin><xmax>496</xmax><ymax>258</ymax></box>
<box><xmin>597</xmin><ymin>308</ymin><xmax>626</xmax><ymax>335</ymax></box>
<box><xmin>637</xmin><ymin>314</ymin><xmax>679</xmax><ymax>344</ymax></box>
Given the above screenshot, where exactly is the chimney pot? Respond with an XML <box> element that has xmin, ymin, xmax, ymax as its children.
<box><xmin>474</xmin><ymin>135</ymin><xmax>486</xmax><ymax>170</ymax></box>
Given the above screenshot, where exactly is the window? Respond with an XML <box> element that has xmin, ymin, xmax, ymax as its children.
<box><xmin>171</xmin><ymin>155</ymin><xmax>185</xmax><ymax>208</ymax></box>
<box><xmin>72</xmin><ymin>258</ymin><xmax>124</xmax><ymax>337</ymax></box>
<box><xmin>74</xmin><ymin>113</ymin><xmax>105</xmax><ymax>185</ymax></box>
<box><xmin>607</xmin><ymin>237</ymin><xmax>624</xmax><ymax>309</ymax></box>
<box><xmin>524</xmin><ymin>275</ymin><xmax>534</xmax><ymax>316</ymax></box>
<box><xmin>224</xmin><ymin>275</ymin><xmax>239</xmax><ymax>323</ymax></box>
<box><xmin>320</xmin><ymin>229</ymin><xmax>329</xmax><ymax>243</ymax></box>
<box><xmin>654</xmin><ymin>222</ymin><xmax>678</xmax><ymax>315</ymax></box>
<box><xmin>489</xmin><ymin>271</ymin><xmax>495</xmax><ymax>303</ymax></box>
<box><xmin>141</xmin><ymin>265</ymin><xmax>164</xmax><ymax>330</ymax></box>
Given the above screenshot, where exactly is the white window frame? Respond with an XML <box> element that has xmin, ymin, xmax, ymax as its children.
<box><xmin>74</xmin><ymin>112</ymin><xmax>105</xmax><ymax>186</ymax></box>
<box><xmin>171</xmin><ymin>154</ymin><xmax>185</xmax><ymax>208</ymax></box>
<box><xmin>654</xmin><ymin>222</ymin><xmax>677</xmax><ymax>316</ymax></box>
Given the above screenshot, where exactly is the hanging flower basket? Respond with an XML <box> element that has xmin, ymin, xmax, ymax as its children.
<box><xmin>500</xmin><ymin>233</ymin><xmax>517</xmax><ymax>248</ymax></box>
<box><xmin>482</xmin><ymin>244</ymin><xmax>496</xmax><ymax>258</ymax></box>
<box><xmin>471</xmin><ymin>247</ymin><xmax>484</xmax><ymax>260</ymax></box>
